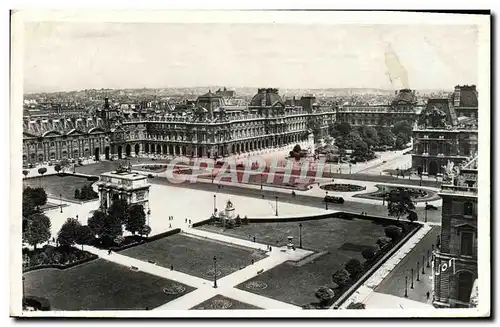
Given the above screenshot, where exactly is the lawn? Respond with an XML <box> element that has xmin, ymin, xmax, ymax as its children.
<box><xmin>23</xmin><ymin>259</ymin><xmax>195</xmax><ymax>310</ymax></box>
<box><xmin>198</xmin><ymin>217</ymin><xmax>412</xmax><ymax>307</ymax></box>
<box><xmin>24</xmin><ymin>174</ymin><xmax>97</xmax><ymax>201</ymax></box>
<box><xmin>120</xmin><ymin>234</ymin><xmax>267</xmax><ymax>280</ymax></box>
<box><xmin>191</xmin><ymin>294</ymin><xmax>261</xmax><ymax>310</ymax></box>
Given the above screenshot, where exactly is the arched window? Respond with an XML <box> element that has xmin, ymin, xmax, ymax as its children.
<box><xmin>460</xmin><ymin>231</ymin><xmax>474</xmax><ymax>256</ymax></box>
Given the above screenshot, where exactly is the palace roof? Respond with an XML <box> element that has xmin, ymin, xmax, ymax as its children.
<box><xmin>23</xmin><ymin>116</ymin><xmax>109</xmax><ymax>138</ymax></box>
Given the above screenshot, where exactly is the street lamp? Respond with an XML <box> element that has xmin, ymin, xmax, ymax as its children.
<box><xmin>422</xmin><ymin>256</ymin><xmax>425</xmax><ymax>274</ymax></box>
<box><xmin>416</xmin><ymin>262</ymin><xmax>420</xmax><ymax>281</ymax></box>
<box><xmin>411</xmin><ymin>269</ymin><xmax>414</xmax><ymax>289</ymax></box>
<box><xmin>59</xmin><ymin>193</ymin><xmax>63</xmax><ymax>213</ymax></box>
<box><xmin>213</xmin><ymin>194</ymin><xmax>217</xmax><ymax>214</ymax></box>
<box><xmin>325</xmin><ymin>191</ymin><xmax>329</xmax><ymax>210</ymax></box>
<box><xmin>382</xmin><ymin>186</ymin><xmax>386</xmax><ymax>206</ymax></box>
<box><xmin>275</xmin><ymin>196</ymin><xmax>278</xmax><ymax>216</ymax></box>
<box><xmin>213</xmin><ymin>256</ymin><xmax>218</xmax><ymax>288</ymax></box>
<box><xmin>427</xmin><ymin>250</ymin><xmax>431</xmax><ymax>268</ymax></box>
<box><xmin>299</xmin><ymin>223</ymin><xmax>303</xmax><ymax>249</ymax></box>
<box><xmin>260</xmin><ymin>173</ymin><xmax>263</xmax><ymax>190</ymax></box>
<box><xmin>404</xmin><ymin>276</ymin><xmax>408</xmax><ymax>297</ymax></box>
<box><xmin>425</xmin><ymin>201</ymin><xmax>428</xmax><ymax>222</ymax></box>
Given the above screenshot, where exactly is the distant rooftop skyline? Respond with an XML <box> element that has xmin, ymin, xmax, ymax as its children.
<box><xmin>23</xmin><ymin>22</ymin><xmax>478</xmax><ymax>94</ymax></box>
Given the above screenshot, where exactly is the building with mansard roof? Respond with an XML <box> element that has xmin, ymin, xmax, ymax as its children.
<box><xmin>22</xmin><ymin>88</ymin><xmax>336</xmax><ymax>166</ymax></box>
<box><xmin>335</xmin><ymin>89</ymin><xmax>422</xmax><ymax>127</ymax></box>
<box><xmin>411</xmin><ymin>85</ymin><xmax>478</xmax><ymax>176</ymax></box>
<box><xmin>433</xmin><ymin>154</ymin><xmax>478</xmax><ymax>308</ymax></box>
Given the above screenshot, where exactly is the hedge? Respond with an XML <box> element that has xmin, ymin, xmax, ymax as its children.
<box><xmin>22</xmin><ymin>253</ymin><xmax>98</xmax><ymax>273</ymax></box>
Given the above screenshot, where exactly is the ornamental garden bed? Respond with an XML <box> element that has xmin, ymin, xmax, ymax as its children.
<box><xmin>22</xmin><ymin>245</ymin><xmax>98</xmax><ymax>272</ymax></box>
<box><xmin>24</xmin><ymin>174</ymin><xmax>98</xmax><ymax>202</ymax></box>
<box><xmin>320</xmin><ymin>183</ymin><xmax>367</xmax><ymax>192</ymax></box>
<box><xmin>353</xmin><ymin>184</ymin><xmax>439</xmax><ymax>202</ymax></box>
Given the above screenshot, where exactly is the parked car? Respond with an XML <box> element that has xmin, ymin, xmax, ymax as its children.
<box><xmin>425</xmin><ymin>204</ymin><xmax>438</xmax><ymax>210</ymax></box>
<box><xmin>147</xmin><ymin>174</ymin><xmax>155</xmax><ymax>178</ymax></box>
<box><xmin>324</xmin><ymin>195</ymin><xmax>345</xmax><ymax>204</ymax></box>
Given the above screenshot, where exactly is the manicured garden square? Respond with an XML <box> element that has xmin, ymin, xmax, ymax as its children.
<box><xmin>23</xmin><ymin>259</ymin><xmax>195</xmax><ymax>310</ymax></box>
<box><xmin>191</xmin><ymin>294</ymin><xmax>261</xmax><ymax>310</ymax></box>
<box><xmin>120</xmin><ymin>234</ymin><xmax>266</xmax><ymax>280</ymax></box>
<box><xmin>199</xmin><ymin>216</ymin><xmax>415</xmax><ymax>307</ymax></box>
<box><xmin>24</xmin><ymin>174</ymin><xmax>97</xmax><ymax>201</ymax></box>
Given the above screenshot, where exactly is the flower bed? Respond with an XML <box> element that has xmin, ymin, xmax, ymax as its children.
<box><xmin>353</xmin><ymin>185</ymin><xmax>438</xmax><ymax>202</ymax></box>
<box><xmin>320</xmin><ymin>183</ymin><xmax>366</xmax><ymax>192</ymax></box>
<box><xmin>22</xmin><ymin>245</ymin><xmax>98</xmax><ymax>272</ymax></box>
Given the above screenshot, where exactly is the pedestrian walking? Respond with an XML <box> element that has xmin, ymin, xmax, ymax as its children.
<box><xmin>170</xmin><ymin>264</ymin><xmax>174</xmax><ymax>271</ymax></box>
<box><xmin>426</xmin><ymin>292</ymin><xmax>430</xmax><ymax>300</ymax></box>
<box><xmin>253</xmin><ymin>236</ymin><xmax>256</xmax><ymax>243</ymax></box>
<box><xmin>108</xmin><ymin>249</ymin><xmax>112</xmax><ymax>255</ymax></box>
<box><xmin>251</xmin><ymin>259</ymin><xmax>254</xmax><ymax>265</ymax></box>
<box><xmin>189</xmin><ymin>219</ymin><xmax>191</xmax><ymax>225</ymax></box>
<box><xmin>185</xmin><ymin>218</ymin><xmax>187</xmax><ymax>223</ymax></box>
<box><xmin>169</xmin><ymin>223</ymin><xmax>171</xmax><ymax>228</ymax></box>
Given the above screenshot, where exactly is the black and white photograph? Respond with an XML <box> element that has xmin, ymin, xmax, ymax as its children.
<box><xmin>9</xmin><ymin>9</ymin><xmax>491</xmax><ymax>318</ymax></box>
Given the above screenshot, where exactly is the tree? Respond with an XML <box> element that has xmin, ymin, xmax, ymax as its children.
<box><xmin>361</xmin><ymin>246</ymin><xmax>378</xmax><ymax>261</ymax></box>
<box><xmin>387</xmin><ymin>188</ymin><xmax>416</xmax><ymax>220</ymax></box>
<box><xmin>23</xmin><ymin>187</ymin><xmax>47</xmax><ymax>209</ymax></box>
<box><xmin>57</xmin><ymin>218</ymin><xmax>82</xmax><ymax>247</ymax></box>
<box><xmin>345</xmin><ymin>258</ymin><xmax>363</xmax><ymax>278</ymax></box>
<box><xmin>234</xmin><ymin>215</ymin><xmax>242</xmax><ymax>227</ymax></box>
<box><xmin>23</xmin><ymin>170</ymin><xmax>29</xmax><ymax>178</ymax></box>
<box><xmin>101</xmin><ymin>213</ymin><xmax>123</xmax><ymax>243</ymax></box>
<box><xmin>242</xmin><ymin>216</ymin><xmax>249</xmax><ymax>225</ymax></box>
<box><xmin>88</xmin><ymin>210</ymin><xmax>107</xmax><ymax>237</ymax></box>
<box><xmin>74</xmin><ymin>189</ymin><xmax>80</xmax><ymax>199</ymax></box>
<box><xmin>59</xmin><ymin>158</ymin><xmax>70</xmax><ymax>173</ymax></box>
<box><xmin>392</xmin><ymin>121</ymin><xmax>413</xmax><ymax>144</ymax></box>
<box><xmin>126</xmin><ymin>204</ymin><xmax>146</xmax><ymax>234</ymax></box>
<box><xmin>377</xmin><ymin>127</ymin><xmax>395</xmax><ymax>147</ymax></box>
<box><xmin>54</xmin><ymin>164</ymin><xmax>62</xmax><ymax>175</ymax></box>
<box><xmin>24</xmin><ymin>213</ymin><xmax>51</xmax><ymax>250</ymax></box>
<box><xmin>407</xmin><ymin>210</ymin><xmax>418</xmax><ymax>223</ymax></box>
<box><xmin>140</xmin><ymin>225</ymin><xmax>152</xmax><ymax>237</ymax></box>
<box><xmin>293</xmin><ymin>144</ymin><xmax>302</xmax><ymax>153</ymax></box>
<box><xmin>358</xmin><ymin>126</ymin><xmax>379</xmax><ymax>148</ymax></box>
<box><xmin>314</xmin><ymin>286</ymin><xmax>335</xmax><ymax>307</ymax></box>
<box><xmin>37</xmin><ymin>167</ymin><xmax>47</xmax><ymax>187</ymax></box>
<box><xmin>76</xmin><ymin>225</ymin><xmax>95</xmax><ymax>248</ymax></box>
<box><xmin>107</xmin><ymin>198</ymin><xmax>129</xmax><ymax>224</ymax></box>
<box><xmin>332</xmin><ymin>269</ymin><xmax>350</xmax><ymax>288</ymax></box>
<box><xmin>394</xmin><ymin>135</ymin><xmax>407</xmax><ymax>150</ymax></box>
<box><xmin>225</xmin><ymin>219</ymin><xmax>235</xmax><ymax>229</ymax></box>
<box><xmin>22</xmin><ymin>196</ymin><xmax>37</xmax><ymax>218</ymax></box>
<box><xmin>331</xmin><ymin>122</ymin><xmax>351</xmax><ymax>137</ymax></box>
<box><xmin>384</xmin><ymin>225</ymin><xmax>402</xmax><ymax>242</ymax></box>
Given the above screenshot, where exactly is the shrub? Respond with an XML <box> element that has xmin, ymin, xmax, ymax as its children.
<box><xmin>234</xmin><ymin>215</ymin><xmax>242</xmax><ymax>227</ymax></box>
<box><xmin>315</xmin><ymin>286</ymin><xmax>335</xmax><ymax>307</ymax></box>
<box><xmin>361</xmin><ymin>246</ymin><xmax>378</xmax><ymax>261</ymax></box>
<box><xmin>226</xmin><ymin>219</ymin><xmax>235</xmax><ymax>229</ymax></box>
<box><xmin>332</xmin><ymin>269</ymin><xmax>350</xmax><ymax>288</ymax></box>
<box><xmin>346</xmin><ymin>302</ymin><xmax>366</xmax><ymax>309</ymax></box>
<box><xmin>345</xmin><ymin>259</ymin><xmax>363</xmax><ymax>278</ymax></box>
<box><xmin>384</xmin><ymin>225</ymin><xmax>402</xmax><ymax>242</ymax></box>
<box><xmin>376</xmin><ymin>237</ymin><xmax>392</xmax><ymax>250</ymax></box>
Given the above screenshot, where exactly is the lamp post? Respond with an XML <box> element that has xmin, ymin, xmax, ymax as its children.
<box><xmin>382</xmin><ymin>186</ymin><xmax>386</xmax><ymax>206</ymax></box>
<box><xmin>213</xmin><ymin>194</ymin><xmax>217</xmax><ymax>214</ymax></box>
<box><xmin>425</xmin><ymin>201</ymin><xmax>428</xmax><ymax>223</ymax></box>
<box><xmin>299</xmin><ymin>223</ymin><xmax>303</xmax><ymax>249</ymax></box>
<box><xmin>325</xmin><ymin>191</ymin><xmax>329</xmax><ymax>210</ymax></box>
<box><xmin>417</xmin><ymin>262</ymin><xmax>420</xmax><ymax>281</ymax></box>
<box><xmin>404</xmin><ymin>276</ymin><xmax>408</xmax><ymax>297</ymax></box>
<box><xmin>260</xmin><ymin>173</ymin><xmax>263</xmax><ymax>190</ymax></box>
<box><xmin>427</xmin><ymin>250</ymin><xmax>431</xmax><ymax>268</ymax></box>
<box><xmin>411</xmin><ymin>269</ymin><xmax>414</xmax><ymax>289</ymax></box>
<box><xmin>213</xmin><ymin>256</ymin><xmax>218</xmax><ymax>288</ymax></box>
<box><xmin>275</xmin><ymin>196</ymin><xmax>278</xmax><ymax>216</ymax></box>
<box><xmin>422</xmin><ymin>256</ymin><xmax>425</xmax><ymax>274</ymax></box>
<box><xmin>59</xmin><ymin>193</ymin><xmax>63</xmax><ymax>213</ymax></box>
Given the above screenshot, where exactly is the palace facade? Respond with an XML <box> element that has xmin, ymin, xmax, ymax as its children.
<box><xmin>22</xmin><ymin>88</ymin><xmax>336</xmax><ymax>165</ymax></box>
<box><xmin>411</xmin><ymin>85</ymin><xmax>478</xmax><ymax>176</ymax></box>
<box><xmin>433</xmin><ymin>155</ymin><xmax>478</xmax><ymax>308</ymax></box>
<box><xmin>335</xmin><ymin>89</ymin><xmax>421</xmax><ymax>127</ymax></box>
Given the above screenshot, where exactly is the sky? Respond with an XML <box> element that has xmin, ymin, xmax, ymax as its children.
<box><xmin>23</xmin><ymin>22</ymin><xmax>479</xmax><ymax>93</ymax></box>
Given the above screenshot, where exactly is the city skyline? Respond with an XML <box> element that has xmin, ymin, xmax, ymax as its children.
<box><xmin>23</xmin><ymin>23</ymin><xmax>479</xmax><ymax>94</ymax></box>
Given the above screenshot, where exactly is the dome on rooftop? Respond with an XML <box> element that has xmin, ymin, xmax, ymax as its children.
<box><xmin>249</xmin><ymin>88</ymin><xmax>283</xmax><ymax>107</ymax></box>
